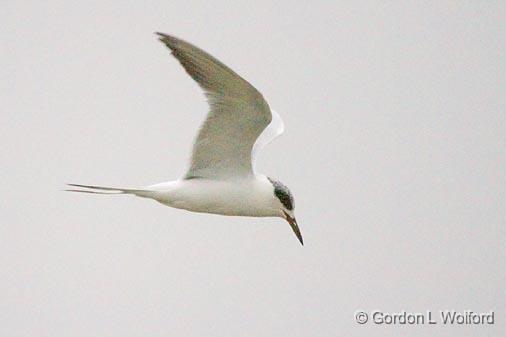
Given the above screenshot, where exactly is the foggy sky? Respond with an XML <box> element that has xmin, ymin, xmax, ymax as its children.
<box><xmin>1</xmin><ymin>1</ymin><xmax>505</xmax><ymax>336</ymax></box>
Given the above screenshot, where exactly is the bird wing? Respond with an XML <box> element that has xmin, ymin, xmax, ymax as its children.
<box><xmin>157</xmin><ymin>33</ymin><xmax>282</xmax><ymax>180</ymax></box>
<box><xmin>251</xmin><ymin>109</ymin><xmax>284</xmax><ymax>171</ymax></box>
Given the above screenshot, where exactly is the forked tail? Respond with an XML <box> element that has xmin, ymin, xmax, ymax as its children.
<box><xmin>65</xmin><ymin>183</ymin><xmax>153</xmax><ymax>198</ymax></box>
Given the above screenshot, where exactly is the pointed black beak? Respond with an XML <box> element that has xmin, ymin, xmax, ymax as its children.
<box><xmin>283</xmin><ymin>210</ymin><xmax>303</xmax><ymax>246</ymax></box>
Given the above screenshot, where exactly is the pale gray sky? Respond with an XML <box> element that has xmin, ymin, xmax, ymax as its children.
<box><xmin>1</xmin><ymin>1</ymin><xmax>505</xmax><ymax>336</ymax></box>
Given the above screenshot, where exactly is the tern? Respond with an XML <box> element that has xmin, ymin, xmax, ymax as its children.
<box><xmin>67</xmin><ymin>33</ymin><xmax>302</xmax><ymax>245</ymax></box>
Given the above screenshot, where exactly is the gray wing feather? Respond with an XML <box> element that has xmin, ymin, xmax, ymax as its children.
<box><xmin>157</xmin><ymin>33</ymin><xmax>272</xmax><ymax>179</ymax></box>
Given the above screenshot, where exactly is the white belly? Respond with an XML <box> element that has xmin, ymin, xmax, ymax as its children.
<box><xmin>146</xmin><ymin>176</ymin><xmax>277</xmax><ymax>217</ymax></box>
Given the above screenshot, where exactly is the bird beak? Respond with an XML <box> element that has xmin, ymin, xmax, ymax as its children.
<box><xmin>283</xmin><ymin>210</ymin><xmax>303</xmax><ymax>246</ymax></box>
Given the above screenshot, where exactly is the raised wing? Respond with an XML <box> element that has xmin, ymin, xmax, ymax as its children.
<box><xmin>157</xmin><ymin>33</ymin><xmax>275</xmax><ymax>179</ymax></box>
<box><xmin>251</xmin><ymin>109</ymin><xmax>284</xmax><ymax>171</ymax></box>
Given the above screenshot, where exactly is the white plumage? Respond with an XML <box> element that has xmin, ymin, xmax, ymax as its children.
<box><xmin>68</xmin><ymin>33</ymin><xmax>302</xmax><ymax>245</ymax></box>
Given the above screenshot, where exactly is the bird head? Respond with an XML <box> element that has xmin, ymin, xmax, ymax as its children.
<box><xmin>268</xmin><ymin>177</ymin><xmax>303</xmax><ymax>245</ymax></box>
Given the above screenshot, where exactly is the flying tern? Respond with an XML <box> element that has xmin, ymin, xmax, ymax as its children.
<box><xmin>67</xmin><ymin>33</ymin><xmax>302</xmax><ymax>245</ymax></box>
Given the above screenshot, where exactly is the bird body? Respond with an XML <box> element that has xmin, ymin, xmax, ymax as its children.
<box><xmin>146</xmin><ymin>175</ymin><xmax>280</xmax><ymax>217</ymax></box>
<box><xmin>68</xmin><ymin>33</ymin><xmax>303</xmax><ymax>245</ymax></box>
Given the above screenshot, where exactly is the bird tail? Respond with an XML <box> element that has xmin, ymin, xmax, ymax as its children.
<box><xmin>65</xmin><ymin>183</ymin><xmax>154</xmax><ymax>198</ymax></box>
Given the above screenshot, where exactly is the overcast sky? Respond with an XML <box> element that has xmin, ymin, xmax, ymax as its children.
<box><xmin>1</xmin><ymin>1</ymin><xmax>505</xmax><ymax>336</ymax></box>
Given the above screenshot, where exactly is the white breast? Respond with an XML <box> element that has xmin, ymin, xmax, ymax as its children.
<box><xmin>147</xmin><ymin>176</ymin><xmax>278</xmax><ymax>217</ymax></box>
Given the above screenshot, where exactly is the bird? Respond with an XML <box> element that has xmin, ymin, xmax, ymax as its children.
<box><xmin>67</xmin><ymin>33</ymin><xmax>302</xmax><ymax>245</ymax></box>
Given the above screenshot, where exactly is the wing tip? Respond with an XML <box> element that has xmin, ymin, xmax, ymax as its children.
<box><xmin>155</xmin><ymin>32</ymin><xmax>180</xmax><ymax>47</ymax></box>
<box><xmin>155</xmin><ymin>31</ymin><xmax>168</xmax><ymax>39</ymax></box>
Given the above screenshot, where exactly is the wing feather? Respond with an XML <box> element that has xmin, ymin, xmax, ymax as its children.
<box><xmin>157</xmin><ymin>33</ymin><xmax>278</xmax><ymax>179</ymax></box>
